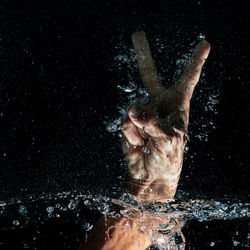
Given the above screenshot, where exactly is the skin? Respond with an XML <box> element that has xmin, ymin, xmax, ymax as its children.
<box><xmin>80</xmin><ymin>32</ymin><xmax>211</xmax><ymax>250</ymax></box>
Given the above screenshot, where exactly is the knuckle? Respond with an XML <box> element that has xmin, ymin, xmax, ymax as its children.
<box><xmin>122</xmin><ymin>119</ymin><xmax>133</xmax><ymax>130</ymax></box>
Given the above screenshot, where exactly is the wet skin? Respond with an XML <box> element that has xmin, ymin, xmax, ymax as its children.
<box><xmin>80</xmin><ymin>32</ymin><xmax>211</xmax><ymax>250</ymax></box>
<box><xmin>123</xmin><ymin>32</ymin><xmax>210</xmax><ymax>202</ymax></box>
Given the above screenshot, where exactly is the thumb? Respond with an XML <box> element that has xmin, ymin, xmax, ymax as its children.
<box><xmin>128</xmin><ymin>104</ymin><xmax>156</xmax><ymax>129</ymax></box>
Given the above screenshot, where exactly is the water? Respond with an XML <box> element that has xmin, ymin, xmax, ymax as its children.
<box><xmin>0</xmin><ymin>192</ymin><xmax>249</xmax><ymax>249</ymax></box>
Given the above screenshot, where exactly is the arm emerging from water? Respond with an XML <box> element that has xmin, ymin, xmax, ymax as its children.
<box><xmin>80</xmin><ymin>32</ymin><xmax>211</xmax><ymax>250</ymax></box>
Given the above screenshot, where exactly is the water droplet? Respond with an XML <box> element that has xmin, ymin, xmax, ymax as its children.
<box><xmin>46</xmin><ymin>206</ymin><xmax>54</xmax><ymax>213</ymax></box>
<box><xmin>68</xmin><ymin>200</ymin><xmax>78</xmax><ymax>210</ymax></box>
<box><xmin>82</xmin><ymin>222</ymin><xmax>93</xmax><ymax>231</ymax></box>
<box><xmin>197</xmin><ymin>33</ymin><xmax>206</xmax><ymax>40</ymax></box>
<box><xmin>13</xmin><ymin>220</ymin><xmax>19</xmax><ymax>226</ymax></box>
<box><xmin>84</xmin><ymin>200</ymin><xmax>90</xmax><ymax>206</ymax></box>
<box><xmin>156</xmin><ymin>235</ymin><xmax>166</xmax><ymax>244</ymax></box>
<box><xmin>120</xmin><ymin>209</ymin><xmax>131</xmax><ymax>217</ymax></box>
<box><xmin>233</xmin><ymin>240</ymin><xmax>240</xmax><ymax>246</ymax></box>
<box><xmin>142</xmin><ymin>147</ymin><xmax>150</xmax><ymax>154</ymax></box>
<box><xmin>18</xmin><ymin>205</ymin><xmax>27</xmax><ymax>216</ymax></box>
<box><xmin>124</xmin><ymin>221</ymin><xmax>130</xmax><ymax>227</ymax></box>
<box><xmin>123</xmin><ymin>142</ymin><xmax>129</xmax><ymax>149</ymax></box>
<box><xmin>0</xmin><ymin>201</ymin><xmax>7</xmax><ymax>207</ymax></box>
<box><xmin>23</xmin><ymin>243</ymin><xmax>29</xmax><ymax>249</ymax></box>
<box><xmin>168</xmin><ymin>137</ymin><xmax>172</xmax><ymax>145</ymax></box>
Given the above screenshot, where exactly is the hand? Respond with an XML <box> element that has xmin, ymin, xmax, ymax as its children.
<box><xmin>122</xmin><ymin>32</ymin><xmax>210</xmax><ymax>202</ymax></box>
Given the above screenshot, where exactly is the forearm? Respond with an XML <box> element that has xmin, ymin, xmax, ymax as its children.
<box><xmin>79</xmin><ymin>215</ymin><xmax>152</xmax><ymax>250</ymax></box>
<box><xmin>80</xmin><ymin>178</ymin><xmax>178</xmax><ymax>249</ymax></box>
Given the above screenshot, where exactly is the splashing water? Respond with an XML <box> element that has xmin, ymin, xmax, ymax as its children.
<box><xmin>0</xmin><ymin>192</ymin><xmax>249</xmax><ymax>249</ymax></box>
<box><xmin>1</xmin><ymin>191</ymin><xmax>249</xmax><ymax>227</ymax></box>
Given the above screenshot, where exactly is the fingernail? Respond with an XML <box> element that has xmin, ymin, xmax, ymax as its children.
<box><xmin>130</xmin><ymin>115</ymin><xmax>138</xmax><ymax>121</ymax></box>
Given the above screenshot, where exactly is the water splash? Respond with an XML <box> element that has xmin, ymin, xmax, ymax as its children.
<box><xmin>0</xmin><ymin>191</ymin><xmax>249</xmax><ymax>229</ymax></box>
<box><xmin>1</xmin><ymin>191</ymin><xmax>248</xmax><ymax>249</ymax></box>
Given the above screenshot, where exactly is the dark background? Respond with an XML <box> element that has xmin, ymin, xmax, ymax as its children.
<box><xmin>0</xmin><ymin>0</ymin><xmax>249</xmax><ymax>249</ymax></box>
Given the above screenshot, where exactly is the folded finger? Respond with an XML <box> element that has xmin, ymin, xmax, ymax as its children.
<box><xmin>122</xmin><ymin>119</ymin><xmax>144</xmax><ymax>146</ymax></box>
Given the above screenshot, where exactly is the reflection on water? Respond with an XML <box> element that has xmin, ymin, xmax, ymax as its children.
<box><xmin>0</xmin><ymin>191</ymin><xmax>249</xmax><ymax>249</ymax></box>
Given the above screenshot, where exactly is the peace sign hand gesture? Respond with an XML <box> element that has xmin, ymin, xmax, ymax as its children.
<box><xmin>122</xmin><ymin>32</ymin><xmax>210</xmax><ymax>202</ymax></box>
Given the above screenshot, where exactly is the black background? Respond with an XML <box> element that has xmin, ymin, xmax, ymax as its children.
<box><xmin>0</xmin><ymin>0</ymin><xmax>249</xmax><ymax>249</ymax></box>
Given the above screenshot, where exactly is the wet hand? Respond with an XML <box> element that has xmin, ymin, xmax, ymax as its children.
<box><xmin>122</xmin><ymin>32</ymin><xmax>210</xmax><ymax>202</ymax></box>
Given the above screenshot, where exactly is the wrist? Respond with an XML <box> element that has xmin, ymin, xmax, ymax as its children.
<box><xmin>124</xmin><ymin>177</ymin><xmax>176</xmax><ymax>203</ymax></box>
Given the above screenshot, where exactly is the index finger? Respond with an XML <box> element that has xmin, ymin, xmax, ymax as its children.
<box><xmin>132</xmin><ymin>32</ymin><xmax>165</xmax><ymax>97</ymax></box>
<box><xmin>174</xmin><ymin>40</ymin><xmax>211</xmax><ymax>101</ymax></box>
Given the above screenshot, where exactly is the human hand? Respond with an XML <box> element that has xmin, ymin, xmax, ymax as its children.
<box><xmin>122</xmin><ymin>32</ymin><xmax>210</xmax><ymax>202</ymax></box>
